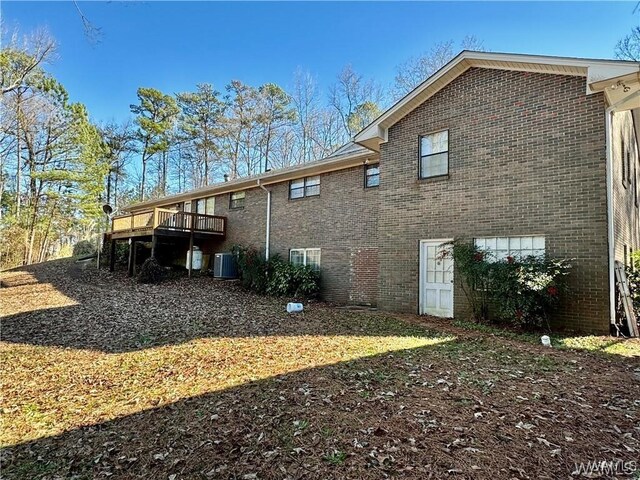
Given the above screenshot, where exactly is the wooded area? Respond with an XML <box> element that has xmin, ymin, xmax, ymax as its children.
<box><xmin>0</xmin><ymin>27</ymin><xmax>483</xmax><ymax>270</ymax></box>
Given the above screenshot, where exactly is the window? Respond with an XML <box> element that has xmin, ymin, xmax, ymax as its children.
<box><xmin>365</xmin><ymin>164</ymin><xmax>380</xmax><ymax>188</ymax></box>
<box><xmin>195</xmin><ymin>197</ymin><xmax>215</xmax><ymax>214</ymax></box>
<box><xmin>229</xmin><ymin>191</ymin><xmax>245</xmax><ymax>209</ymax></box>
<box><xmin>289</xmin><ymin>176</ymin><xmax>320</xmax><ymax>199</ymax></box>
<box><xmin>289</xmin><ymin>248</ymin><xmax>321</xmax><ymax>271</ymax></box>
<box><xmin>420</xmin><ymin>130</ymin><xmax>449</xmax><ymax>179</ymax></box>
<box><xmin>474</xmin><ymin>236</ymin><xmax>545</xmax><ymax>261</ymax></box>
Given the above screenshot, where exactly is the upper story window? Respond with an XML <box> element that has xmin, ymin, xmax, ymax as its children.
<box><xmin>194</xmin><ymin>196</ymin><xmax>216</xmax><ymax>215</ymax></box>
<box><xmin>365</xmin><ymin>164</ymin><xmax>380</xmax><ymax>188</ymax></box>
<box><xmin>474</xmin><ymin>236</ymin><xmax>545</xmax><ymax>262</ymax></box>
<box><xmin>420</xmin><ymin>130</ymin><xmax>449</xmax><ymax>179</ymax></box>
<box><xmin>290</xmin><ymin>248</ymin><xmax>321</xmax><ymax>272</ymax></box>
<box><xmin>229</xmin><ymin>191</ymin><xmax>245</xmax><ymax>209</ymax></box>
<box><xmin>290</xmin><ymin>175</ymin><xmax>320</xmax><ymax>199</ymax></box>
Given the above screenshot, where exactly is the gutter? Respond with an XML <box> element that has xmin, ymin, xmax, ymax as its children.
<box><xmin>257</xmin><ymin>179</ymin><xmax>271</xmax><ymax>260</ymax></box>
<box><xmin>605</xmin><ymin>106</ymin><xmax>615</xmax><ymax>328</ymax></box>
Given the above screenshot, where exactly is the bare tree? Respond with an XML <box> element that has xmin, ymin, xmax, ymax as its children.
<box><xmin>328</xmin><ymin>65</ymin><xmax>385</xmax><ymax>140</ymax></box>
<box><xmin>1</xmin><ymin>28</ymin><xmax>56</xmax><ymax>96</ymax></box>
<box><xmin>393</xmin><ymin>35</ymin><xmax>485</xmax><ymax>100</ymax></box>
<box><xmin>615</xmin><ymin>26</ymin><xmax>640</xmax><ymax>61</ymax></box>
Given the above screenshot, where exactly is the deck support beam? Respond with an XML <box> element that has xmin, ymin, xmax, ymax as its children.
<box><xmin>127</xmin><ymin>238</ymin><xmax>134</xmax><ymax>277</ymax></box>
<box><xmin>109</xmin><ymin>239</ymin><xmax>116</xmax><ymax>272</ymax></box>
<box><xmin>151</xmin><ymin>235</ymin><xmax>157</xmax><ymax>258</ymax></box>
<box><xmin>188</xmin><ymin>231</ymin><xmax>194</xmax><ymax>278</ymax></box>
<box><xmin>132</xmin><ymin>241</ymin><xmax>138</xmax><ymax>276</ymax></box>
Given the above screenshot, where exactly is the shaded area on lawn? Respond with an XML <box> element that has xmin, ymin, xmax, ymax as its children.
<box><xmin>1</xmin><ymin>259</ymin><xmax>432</xmax><ymax>353</ymax></box>
<box><xmin>2</xmin><ymin>337</ymin><xmax>639</xmax><ymax>480</ymax></box>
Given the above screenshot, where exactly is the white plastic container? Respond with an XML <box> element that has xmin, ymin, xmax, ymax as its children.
<box><xmin>287</xmin><ymin>302</ymin><xmax>304</xmax><ymax>313</ymax></box>
<box><xmin>541</xmin><ymin>335</ymin><xmax>551</xmax><ymax>347</ymax></box>
<box><xmin>186</xmin><ymin>247</ymin><xmax>203</xmax><ymax>270</ymax></box>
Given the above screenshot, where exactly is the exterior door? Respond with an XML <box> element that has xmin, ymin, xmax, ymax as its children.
<box><xmin>420</xmin><ymin>240</ymin><xmax>454</xmax><ymax>317</ymax></box>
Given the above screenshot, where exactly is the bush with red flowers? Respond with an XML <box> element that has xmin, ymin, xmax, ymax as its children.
<box><xmin>447</xmin><ymin>239</ymin><xmax>572</xmax><ymax>330</ymax></box>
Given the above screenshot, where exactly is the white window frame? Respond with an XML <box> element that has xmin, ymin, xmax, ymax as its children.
<box><xmin>419</xmin><ymin>130</ymin><xmax>449</xmax><ymax>179</ymax></box>
<box><xmin>474</xmin><ymin>236</ymin><xmax>546</xmax><ymax>262</ymax></box>
<box><xmin>289</xmin><ymin>248</ymin><xmax>321</xmax><ymax>271</ymax></box>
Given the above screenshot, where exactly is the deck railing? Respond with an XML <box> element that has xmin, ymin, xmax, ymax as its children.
<box><xmin>111</xmin><ymin>207</ymin><xmax>226</xmax><ymax>236</ymax></box>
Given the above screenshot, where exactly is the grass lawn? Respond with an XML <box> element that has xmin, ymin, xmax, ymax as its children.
<box><xmin>1</xmin><ymin>259</ymin><xmax>639</xmax><ymax>479</ymax></box>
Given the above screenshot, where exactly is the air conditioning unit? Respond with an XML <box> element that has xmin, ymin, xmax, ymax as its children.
<box><xmin>212</xmin><ymin>252</ymin><xmax>238</xmax><ymax>279</ymax></box>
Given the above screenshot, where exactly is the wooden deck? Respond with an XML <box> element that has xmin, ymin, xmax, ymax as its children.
<box><xmin>109</xmin><ymin>208</ymin><xmax>226</xmax><ymax>240</ymax></box>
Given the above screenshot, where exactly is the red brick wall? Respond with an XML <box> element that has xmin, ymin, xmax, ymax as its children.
<box><xmin>378</xmin><ymin>68</ymin><xmax>609</xmax><ymax>333</ymax></box>
<box><xmin>214</xmin><ymin>166</ymin><xmax>380</xmax><ymax>305</ymax></box>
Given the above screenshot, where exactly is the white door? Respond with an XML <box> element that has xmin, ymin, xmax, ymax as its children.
<box><xmin>420</xmin><ymin>240</ymin><xmax>454</xmax><ymax>317</ymax></box>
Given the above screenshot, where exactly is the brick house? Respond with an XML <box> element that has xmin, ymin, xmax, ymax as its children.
<box><xmin>112</xmin><ymin>52</ymin><xmax>640</xmax><ymax>334</ymax></box>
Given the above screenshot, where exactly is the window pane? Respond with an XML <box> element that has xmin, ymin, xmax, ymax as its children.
<box><xmin>532</xmin><ymin>237</ymin><xmax>545</xmax><ymax>249</ymax></box>
<box><xmin>306</xmin><ymin>176</ymin><xmax>320</xmax><ymax>187</ymax></box>
<box><xmin>421</xmin><ymin>131</ymin><xmax>448</xmax><ymax>156</ymax></box>
<box><xmin>305</xmin><ymin>184</ymin><xmax>320</xmax><ymax>196</ymax></box>
<box><xmin>205</xmin><ymin>197</ymin><xmax>216</xmax><ymax>215</ymax></box>
<box><xmin>306</xmin><ymin>249</ymin><xmax>321</xmax><ymax>271</ymax></box>
<box><xmin>421</xmin><ymin>152</ymin><xmax>448</xmax><ymax>178</ymax></box>
<box><xmin>366</xmin><ymin>174</ymin><xmax>380</xmax><ymax>187</ymax></box>
<box><xmin>290</xmin><ymin>187</ymin><xmax>304</xmax><ymax>199</ymax></box>
<box><xmin>290</xmin><ymin>250</ymin><xmax>304</xmax><ymax>266</ymax></box>
<box><xmin>291</xmin><ymin>179</ymin><xmax>305</xmax><ymax>189</ymax></box>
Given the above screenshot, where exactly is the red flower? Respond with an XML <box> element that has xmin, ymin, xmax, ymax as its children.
<box><xmin>547</xmin><ymin>286</ymin><xmax>559</xmax><ymax>297</ymax></box>
<box><xmin>474</xmin><ymin>252</ymin><xmax>484</xmax><ymax>262</ymax></box>
<box><xmin>515</xmin><ymin>309</ymin><xmax>523</xmax><ymax>319</ymax></box>
<box><xmin>506</xmin><ymin>256</ymin><xmax>515</xmax><ymax>264</ymax></box>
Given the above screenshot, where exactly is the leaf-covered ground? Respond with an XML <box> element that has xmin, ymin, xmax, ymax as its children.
<box><xmin>1</xmin><ymin>259</ymin><xmax>639</xmax><ymax>479</ymax></box>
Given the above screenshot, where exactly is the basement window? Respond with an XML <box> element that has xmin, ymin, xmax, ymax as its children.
<box><xmin>474</xmin><ymin>236</ymin><xmax>546</xmax><ymax>262</ymax></box>
<box><xmin>420</xmin><ymin>130</ymin><xmax>449</xmax><ymax>179</ymax></box>
<box><xmin>365</xmin><ymin>164</ymin><xmax>380</xmax><ymax>188</ymax></box>
<box><xmin>229</xmin><ymin>191</ymin><xmax>245</xmax><ymax>209</ymax></box>
<box><xmin>290</xmin><ymin>248</ymin><xmax>321</xmax><ymax>271</ymax></box>
<box><xmin>289</xmin><ymin>176</ymin><xmax>320</xmax><ymax>199</ymax></box>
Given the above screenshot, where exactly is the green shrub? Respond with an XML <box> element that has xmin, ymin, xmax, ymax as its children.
<box><xmin>233</xmin><ymin>245</ymin><xmax>270</xmax><ymax>293</ymax></box>
<box><xmin>100</xmin><ymin>240</ymin><xmax>129</xmax><ymax>268</ymax></box>
<box><xmin>232</xmin><ymin>245</ymin><xmax>320</xmax><ymax>298</ymax></box>
<box><xmin>137</xmin><ymin>257</ymin><xmax>166</xmax><ymax>284</ymax></box>
<box><xmin>446</xmin><ymin>239</ymin><xmax>571</xmax><ymax>330</ymax></box>
<box><xmin>73</xmin><ymin>240</ymin><xmax>96</xmax><ymax>257</ymax></box>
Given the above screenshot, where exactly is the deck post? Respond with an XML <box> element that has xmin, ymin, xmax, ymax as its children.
<box><xmin>127</xmin><ymin>238</ymin><xmax>134</xmax><ymax>277</ymax></box>
<box><xmin>132</xmin><ymin>241</ymin><xmax>138</xmax><ymax>276</ymax></box>
<box><xmin>151</xmin><ymin>234</ymin><xmax>157</xmax><ymax>258</ymax></box>
<box><xmin>188</xmin><ymin>231</ymin><xmax>194</xmax><ymax>278</ymax></box>
<box><xmin>109</xmin><ymin>239</ymin><xmax>116</xmax><ymax>272</ymax></box>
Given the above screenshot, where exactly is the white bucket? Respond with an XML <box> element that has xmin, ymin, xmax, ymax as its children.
<box><xmin>541</xmin><ymin>335</ymin><xmax>551</xmax><ymax>347</ymax></box>
<box><xmin>186</xmin><ymin>247</ymin><xmax>203</xmax><ymax>270</ymax></box>
<box><xmin>287</xmin><ymin>303</ymin><xmax>304</xmax><ymax>313</ymax></box>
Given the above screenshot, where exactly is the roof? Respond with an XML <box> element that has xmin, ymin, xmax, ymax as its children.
<box><xmin>125</xmin><ymin>142</ymin><xmax>376</xmax><ymax>212</ymax></box>
<box><xmin>354</xmin><ymin>51</ymin><xmax>640</xmax><ymax>151</ymax></box>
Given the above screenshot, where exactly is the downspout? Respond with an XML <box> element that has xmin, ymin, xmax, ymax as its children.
<box><xmin>605</xmin><ymin>105</ymin><xmax>615</xmax><ymax>327</ymax></box>
<box><xmin>258</xmin><ymin>180</ymin><xmax>271</xmax><ymax>260</ymax></box>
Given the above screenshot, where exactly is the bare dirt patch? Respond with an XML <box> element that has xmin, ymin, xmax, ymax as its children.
<box><xmin>1</xmin><ymin>259</ymin><xmax>639</xmax><ymax>479</ymax></box>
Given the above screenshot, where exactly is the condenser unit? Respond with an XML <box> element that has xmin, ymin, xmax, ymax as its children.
<box><xmin>212</xmin><ymin>252</ymin><xmax>238</xmax><ymax>279</ymax></box>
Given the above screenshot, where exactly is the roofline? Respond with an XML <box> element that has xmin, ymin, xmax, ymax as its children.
<box><xmin>354</xmin><ymin>50</ymin><xmax>640</xmax><ymax>151</ymax></box>
<box><xmin>125</xmin><ymin>147</ymin><xmax>378</xmax><ymax>212</ymax></box>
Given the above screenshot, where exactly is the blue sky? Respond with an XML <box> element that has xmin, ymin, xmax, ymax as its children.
<box><xmin>3</xmin><ymin>1</ymin><xmax>639</xmax><ymax>124</ymax></box>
